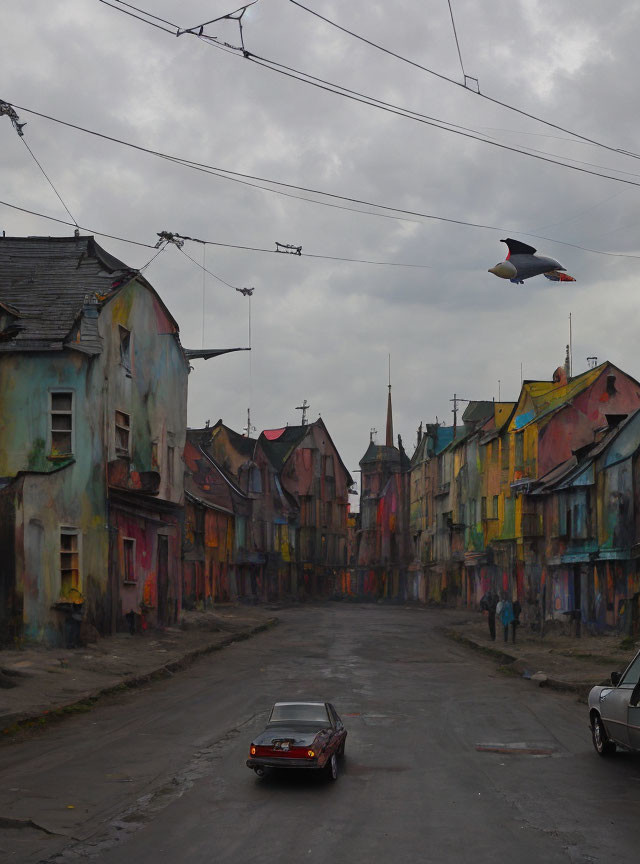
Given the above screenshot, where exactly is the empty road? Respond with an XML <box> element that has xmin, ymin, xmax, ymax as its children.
<box><xmin>1</xmin><ymin>604</ymin><xmax>638</xmax><ymax>863</ymax></box>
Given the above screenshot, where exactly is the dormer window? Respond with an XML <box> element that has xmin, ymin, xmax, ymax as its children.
<box><xmin>0</xmin><ymin>301</ymin><xmax>23</xmax><ymax>341</ymax></box>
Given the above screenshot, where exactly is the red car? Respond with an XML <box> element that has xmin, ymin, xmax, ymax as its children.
<box><xmin>247</xmin><ymin>701</ymin><xmax>347</xmax><ymax>781</ymax></box>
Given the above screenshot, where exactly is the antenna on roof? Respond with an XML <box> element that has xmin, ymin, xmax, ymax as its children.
<box><xmin>244</xmin><ymin>407</ymin><xmax>256</xmax><ymax>438</ymax></box>
<box><xmin>296</xmin><ymin>399</ymin><xmax>309</xmax><ymax>425</ymax></box>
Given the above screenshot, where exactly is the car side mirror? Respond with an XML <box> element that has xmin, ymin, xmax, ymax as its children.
<box><xmin>611</xmin><ymin>671</ymin><xmax>622</xmax><ymax>686</ymax></box>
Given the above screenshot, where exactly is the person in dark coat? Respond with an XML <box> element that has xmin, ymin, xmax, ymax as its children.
<box><xmin>511</xmin><ymin>599</ymin><xmax>522</xmax><ymax>643</ymax></box>
<box><xmin>480</xmin><ymin>590</ymin><xmax>498</xmax><ymax>641</ymax></box>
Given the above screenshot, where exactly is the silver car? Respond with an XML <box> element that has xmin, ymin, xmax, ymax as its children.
<box><xmin>588</xmin><ymin>648</ymin><xmax>640</xmax><ymax>755</ymax></box>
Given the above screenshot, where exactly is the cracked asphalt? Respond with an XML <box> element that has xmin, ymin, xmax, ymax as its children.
<box><xmin>1</xmin><ymin>604</ymin><xmax>639</xmax><ymax>863</ymax></box>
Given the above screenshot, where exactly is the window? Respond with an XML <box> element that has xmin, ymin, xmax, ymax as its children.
<box><xmin>50</xmin><ymin>391</ymin><xmax>73</xmax><ymax>456</ymax></box>
<box><xmin>493</xmin><ymin>495</ymin><xmax>499</xmax><ymax>518</ymax></box>
<box><xmin>481</xmin><ymin>497</ymin><xmax>487</xmax><ymax>520</ymax></box>
<box><xmin>119</xmin><ymin>326</ymin><xmax>131</xmax><ymax>373</ymax></box>
<box><xmin>167</xmin><ymin>445</ymin><xmax>175</xmax><ymax>482</ymax></box>
<box><xmin>514</xmin><ymin>432</ymin><xmax>524</xmax><ymax>471</ymax></box>
<box><xmin>60</xmin><ymin>529</ymin><xmax>80</xmax><ymax>597</ymax></box>
<box><xmin>115</xmin><ymin>410</ymin><xmax>130</xmax><ymax>455</ymax></box>
<box><xmin>122</xmin><ymin>537</ymin><xmax>136</xmax><ymax>583</ymax></box>
<box><xmin>151</xmin><ymin>441</ymin><xmax>159</xmax><ymax>470</ymax></box>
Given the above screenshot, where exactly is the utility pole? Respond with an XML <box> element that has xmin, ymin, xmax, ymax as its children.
<box><xmin>450</xmin><ymin>394</ymin><xmax>470</xmax><ymax>436</ymax></box>
<box><xmin>296</xmin><ymin>399</ymin><xmax>309</xmax><ymax>425</ymax></box>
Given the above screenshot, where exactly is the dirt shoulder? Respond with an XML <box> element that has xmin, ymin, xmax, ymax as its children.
<box><xmin>438</xmin><ymin>606</ymin><xmax>639</xmax><ymax>700</ymax></box>
<box><xmin>0</xmin><ymin>606</ymin><xmax>278</xmax><ymax>734</ymax></box>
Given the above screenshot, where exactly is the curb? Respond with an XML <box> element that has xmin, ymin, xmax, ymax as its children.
<box><xmin>1</xmin><ymin>617</ymin><xmax>278</xmax><ymax>737</ymax></box>
<box><xmin>444</xmin><ymin>628</ymin><xmax>593</xmax><ymax>701</ymax></box>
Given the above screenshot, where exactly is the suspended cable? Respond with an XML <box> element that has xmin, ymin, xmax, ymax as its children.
<box><xmin>9</xmin><ymin>100</ymin><xmax>640</xmax><ymax>260</ymax></box>
<box><xmin>446</xmin><ymin>0</ymin><xmax>466</xmax><ymax>80</ymax></box>
<box><xmin>0</xmin><ymin>198</ymin><xmax>156</xmax><ymax>248</ymax></box>
<box><xmin>97</xmin><ymin>0</ymin><xmax>177</xmax><ymax>34</ymax></box>
<box><xmin>96</xmin><ymin>1</ymin><xmax>640</xmax><ymax>178</ymax></box>
<box><xmin>20</xmin><ymin>137</ymin><xmax>79</xmax><ymax>226</ymax></box>
<box><xmin>288</xmin><ymin>0</ymin><xmax>640</xmax><ymax>162</ymax></box>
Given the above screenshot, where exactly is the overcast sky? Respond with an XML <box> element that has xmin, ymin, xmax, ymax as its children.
<box><xmin>3</xmin><ymin>1</ymin><xmax>640</xmax><ymax>499</ymax></box>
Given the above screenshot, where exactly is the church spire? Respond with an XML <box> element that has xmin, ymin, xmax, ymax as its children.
<box><xmin>385</xmin><ymin>354</ymin><xmax>393</xmax><ymax>447</ymax></box>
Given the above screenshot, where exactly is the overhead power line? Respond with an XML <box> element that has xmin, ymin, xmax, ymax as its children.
<box><xmin>96</xmin><ymin>0</ymin><xmax>640</xmax><ymax>187</ymax></box>
<box><xmin>6</xmin><ymin>102</ymin><xmax>640</xmax><ymax>261</ymax></box>
<box><xmin>0</xmin><ymin>199</ymin><xmax>439</xmax><ymax>267</ymax></box>
<box><xmin>1</xmin><ymin>99</ymin><xmax>78</xmax><ymax>226</ymax></box>
<box><xmin>288</xmin><ymin>1</ymin><xmax>640</xmax><ymax>162</ymax></box>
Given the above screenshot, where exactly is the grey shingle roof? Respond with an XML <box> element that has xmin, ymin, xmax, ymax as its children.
<box><xmin>0</xmin><ymin>235</ymin><xmax>135</xmax><ymax>353</ymax></box>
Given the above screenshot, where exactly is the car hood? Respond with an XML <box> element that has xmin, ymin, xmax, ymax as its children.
<box><xmin>253</xmin><ymin>724</ymin><xmax>331</xmax><ymax>747</ymax></box>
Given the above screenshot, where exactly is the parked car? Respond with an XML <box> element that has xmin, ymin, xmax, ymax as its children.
<box><xmin>588</xmin><ymin>647</ymin><xmax>640</xmax><ymax>755</ymax></box>
<box><xmin>247</xmin><ymin>701</ymin><xmax>347</xmax><ymax>780</ymax></box>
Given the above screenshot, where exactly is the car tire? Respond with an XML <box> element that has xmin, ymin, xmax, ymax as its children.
<box><xmin>327</xmin><ymin>753</ymin><xmax>338</xmax><ymax>781</ymax></box>
<box><xmin>592</xmin><ymin>713</ymin><xmax>616</xmax><ymax>757</ymax></box>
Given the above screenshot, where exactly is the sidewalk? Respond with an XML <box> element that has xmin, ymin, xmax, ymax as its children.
<box><xmin>0</xmin><ymin>606</ymin><xmax>278</xmax><ymax>734</ymax></box>
<box><xmin>438</xmin><ymin>607</ymin><xmax>639</xmax><ymax>700</ymax></box>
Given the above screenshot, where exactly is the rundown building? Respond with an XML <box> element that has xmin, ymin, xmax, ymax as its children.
<box><xmin>183</xmin><ymin>429</ymin><xmax>252</xmax><ymax>607</ymax></box>
<box><xmin>0</xmin><ymin>235</ymin><xmax>232</xmax><ymax>645</ymax></box>
<box><xmin>257</xmin><ymin>418</ymin><xmax>353</xmax><ymax>599</ymax></box>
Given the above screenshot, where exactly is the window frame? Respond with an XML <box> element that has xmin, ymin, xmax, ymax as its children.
<box><xmin>59</xmin><ymin>526</ymin><xmax>81</xmax><ymax>598</ymax></box>
<box><xmin>115</xmin><ymin>409</ymin><xmax>131</xmax><ymax>457</ymax></box>
<box><xmin>119</xmin><ymin>325</ymin><xmax>132</xmax><ymax>375</ymax></box>
<box><xmin>49</xmin><ymin>389</ymin><xmax>75</xmax><ymax>458</ymax></box>
<box><xmin>122</xmin><ymin>536</ymin><xmax>136</xmax><ymax>584</ymax></box>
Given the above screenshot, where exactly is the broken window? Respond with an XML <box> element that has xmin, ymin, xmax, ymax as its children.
<box><xmin>115</xmin><ymin>410</ymin><xmax>130</xmax><ymax>456</ymax></box>
<box><xmin>122</xmin><ymin>537</ymin><xmax>136</xmax><ymax>583</ymax></box>
<box><xmin>60</xmin><ymin>529</ymin><xmax>80</xmax><ymax>597</ymax></box>
<box><xmin>119</xmin><ymin>326</ymin><xmax>131</xmax><ymax>373</ymax></box>
<box><xmin>50</xmin><ymin>391</ymin><xmax>73</xmax><ymax>456</ymax></box>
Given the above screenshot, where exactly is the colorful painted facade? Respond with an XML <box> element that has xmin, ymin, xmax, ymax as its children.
<box><xmin>192</xmin><ymin>417</ymin><xmax>353</xmax><ymax>601</ymax></box>
<box><xmin>407</xmin><ymin>360</ymin><xmax>640</xmax><ymax>635</ymax></box>
<box><xmin>0</xmin><ymin>235</ymin><xmax>188</xmax><ymax>645</ymax></box>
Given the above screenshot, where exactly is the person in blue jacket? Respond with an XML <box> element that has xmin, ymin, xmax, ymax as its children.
<box><xmin>498</xmin><ymin>593</ymin><xmax>514</xmax><ymax>642</ymax></box>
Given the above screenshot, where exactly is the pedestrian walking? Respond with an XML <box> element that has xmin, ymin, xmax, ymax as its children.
<box><xmin>499</xmin><ymin>593</ymin><xmax>514</xmax><ymax>642</ymax></box>
<box><xmin>480</xmin><ymin>590</ymin><xmax>498</xmax><ymax>641</ymax></box>
<box><xmin>511</xmin><ymin>599</ymin><xmax>521</xmax><ymax>643</ymax></box>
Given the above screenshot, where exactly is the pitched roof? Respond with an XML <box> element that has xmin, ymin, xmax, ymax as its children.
<box><xmin>259</xmin><ymin>425</ymin><xmax>310</xmax><ymax>471</ymax></box>
<box><xmin>510</xmin><ymin>363</ymin><xmax>636</xmax><ymax>431</ymax></box>
<box><xmin>0</xmin><ymin>235</ymin><xmax>133</xmax><ymax>351</ymax></box>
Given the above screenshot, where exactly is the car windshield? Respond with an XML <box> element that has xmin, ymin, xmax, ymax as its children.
<box><xmin>269</xmin><ymin>703</ymin><xmax>330</xmax><ymax>724</ymax></box>
<box><xmin>619</xmin><ymin>653</ymin><xmax>640</xmax><ymax>688</ymax></box>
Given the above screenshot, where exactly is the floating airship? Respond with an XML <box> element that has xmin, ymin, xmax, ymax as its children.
<box><xmin>488</xmin><ymin>238</ymin><xmax>576</xmax><ymax>284</ymax></box>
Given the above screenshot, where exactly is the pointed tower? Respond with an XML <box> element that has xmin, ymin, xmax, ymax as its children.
<box><xmin>386</xmin><ymin>354</ymin><xmax>393</xmax><ymax>447</ymax></box>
